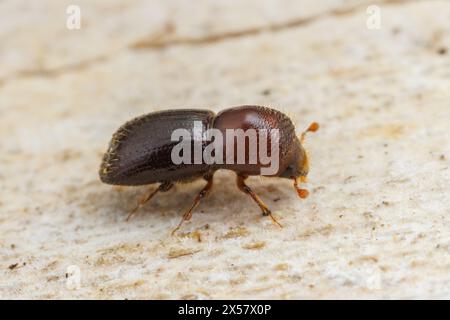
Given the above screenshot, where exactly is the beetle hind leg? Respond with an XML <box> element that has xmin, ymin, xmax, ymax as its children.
<box><xmin>236</xmin><ymin>175</ymin><xmax>282</xmax><ymax>228</ymax></box>
<box><xmin>126</xmin><ymin>181</ymin><xmax>173</xmax><ymax>221</ymax></box>
<box><xmin>171</xmin><ymin>174</ymin><xmax>214</xmax><ymax>235</ymax></box>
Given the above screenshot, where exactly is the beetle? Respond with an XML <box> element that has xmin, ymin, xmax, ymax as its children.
<box><xmin>99</xmin><ymin>105</ymin><xmax>318</xmax><ymax>234</ymax></box>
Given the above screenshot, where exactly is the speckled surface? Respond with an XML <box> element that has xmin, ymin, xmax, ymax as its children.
<box><xmin>0</xmin><ymin>0</ymin><xmax>449</xmax><ymax>299</ymax></box>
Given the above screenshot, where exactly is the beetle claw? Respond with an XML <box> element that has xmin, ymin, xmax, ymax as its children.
<box><xmin>267</xmin><ymin>212</ymin><xmax>283</xmax><ymax>228</ymax></box>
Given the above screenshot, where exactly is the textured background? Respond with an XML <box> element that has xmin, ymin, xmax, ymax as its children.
<box><xmin>0</xmin><ymin>0</ymin><xmax>449</xmax><ymax>299</ymax></box>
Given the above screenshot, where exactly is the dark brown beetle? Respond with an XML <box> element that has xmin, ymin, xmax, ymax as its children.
<box><xmin>100</xmin><ymin>105</ymin><xmax>318</xmax><ymax>233</ymax></box>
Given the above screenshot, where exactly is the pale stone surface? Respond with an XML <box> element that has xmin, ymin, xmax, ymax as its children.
<box><xmin>0</xmin><ymin>0</ymin><xmax>449</xmax><ymax>299</ymax></box>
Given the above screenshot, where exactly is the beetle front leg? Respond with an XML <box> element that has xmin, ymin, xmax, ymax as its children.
<box><xmin>236</xmin><ymin>175</ymin><xmax>282</xmax><ymax>228</ymax></box>
<box><xmin>171</xmin><ymin>175</ymin><xmax>214</xmax><ymax>235</ymax></box>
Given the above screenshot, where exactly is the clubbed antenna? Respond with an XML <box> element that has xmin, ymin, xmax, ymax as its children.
<box><xmin>300</xmin><ymin>122</ymin><xmax>319</xmax><ymax>144</ymax></box>
<box><xmin>293</xmin><ymin>176</ymin><xmax>309</xmax><ymax>199</ymax></box>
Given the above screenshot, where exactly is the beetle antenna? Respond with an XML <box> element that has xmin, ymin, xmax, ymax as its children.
<box><xmin>300</xmin><ymin>122</ymin><xmax>319</xmax><ymax>144</ymax></box>
<box><xmin>293</xmin><ymin>176</ymin><xmax>309</xmax><ymax>199</ymax></box>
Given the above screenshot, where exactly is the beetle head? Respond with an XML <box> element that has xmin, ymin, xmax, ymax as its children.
<box><xmin>281</xmin><ymin>122</ymin><xmax>318</xmax><ymax>198</ymax></box>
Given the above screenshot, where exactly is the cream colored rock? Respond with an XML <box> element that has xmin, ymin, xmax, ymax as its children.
<box><xmin>0</xmin><ymin>0</ymin><xmax>449</xmax><ymax>299</ymax></box>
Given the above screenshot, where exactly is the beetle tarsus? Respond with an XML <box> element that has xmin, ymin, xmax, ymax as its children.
<box><xmin>171</xmin><ymin>176</ymin><xmax>213</xmax><ymax>235</ymax></box>
<box><xmin>126</xmin><ymin>182</ymin><xmax>173</xmax><ymax>221</ymax></box>
<box><xmin>268</xmin><ymin>211</ymin><xmax>283</xmax><ymax>228</ymax></box>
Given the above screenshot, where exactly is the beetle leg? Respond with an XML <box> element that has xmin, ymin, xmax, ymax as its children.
<box><xmin>126</xmin><ymin>181</ymin><xmax>173</xmax><ymax>221</ymax></box>
<box><xmin>171</xmin><ymin>175</ymin><xmax>214</xmax><ymax>235</ymax></box>
<box><xmin>236</xmin><ymin>175</ymin><xmax>282</xmax><ymax>228</ymax></box>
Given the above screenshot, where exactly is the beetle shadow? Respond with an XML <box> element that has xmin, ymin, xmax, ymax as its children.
<box><xmin>77</xmin><ymin>173</ymin><xmax>293</xmax><ymax>225</ymax></box>
<box><xmin>80</xmin><ymin>181</ymin><xmax>214</xmax><ymax>222</ymax></box>
<box><xmin>207</xmin><ymin>174</ymin><xmax>292</xmax><ymax>213</ymax></box>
